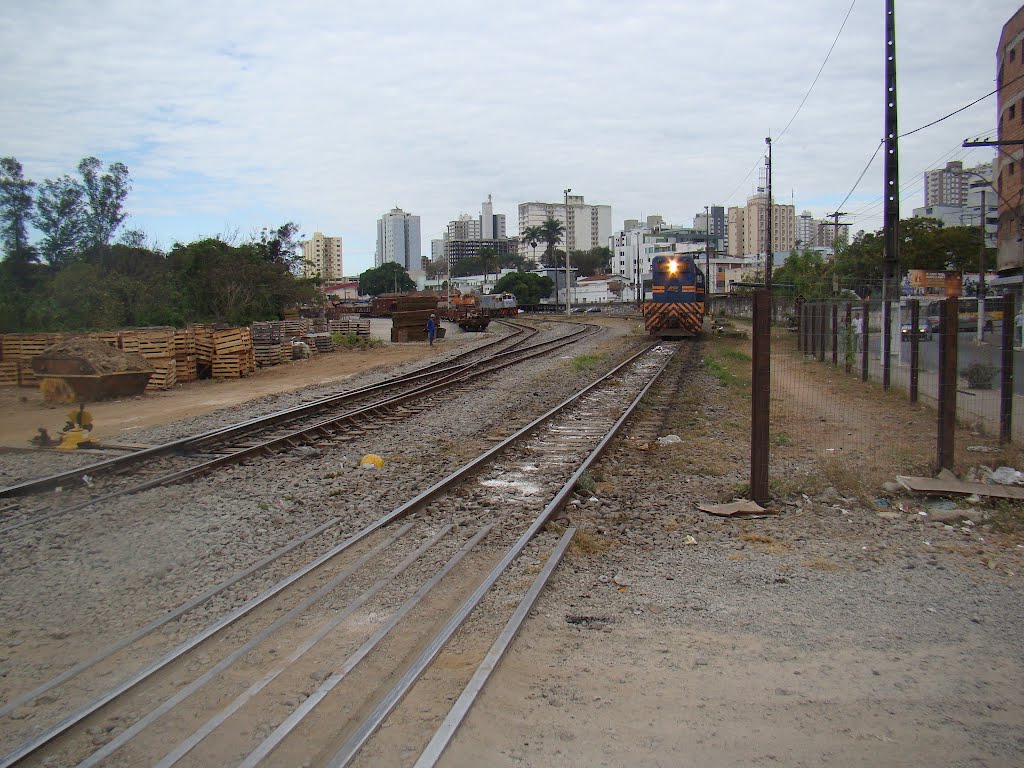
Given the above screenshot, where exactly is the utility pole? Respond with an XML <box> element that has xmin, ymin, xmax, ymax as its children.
<box><xmin>765</xmin><ymin>137</ymin><xmax>773</xmax><ymax>290</ymax></box>
<box><xmin>705</xmin><ymin>204</ymin><xmax>712</xmax><ymax>295</ymax></box>
<box><xmin>882</xmin><ymin>0</ymin><xmax>900</xmax><ymax>302</ymax></box>
<box><xmin>825</xmin><ymin>210</ymin><xmax>850</xmax><ymax>294</ymax></box>
<box><xmin>564</xmin><ymin>188</ymin><xmax>572</xmax><ymax>316</ymax></box>
<box><xmin>979</xmin><ymin>188</ymin><xmax>987</xmax><ymax>341</ymax></box>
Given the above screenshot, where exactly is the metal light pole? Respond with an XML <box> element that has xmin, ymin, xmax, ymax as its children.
<box><xmin>704</xmin><ymin>204</ymin><xmax>712</xmax><ymax>294</ymax></box>
<box><xmin>564</xmin><ymin>188</ymin><xmax>572</xmax><ymax>316</ymax></box>
<box><xmin>765</xmin><ymin>137</ymin><xmax>773</xmax><ymax>290</ymax></box>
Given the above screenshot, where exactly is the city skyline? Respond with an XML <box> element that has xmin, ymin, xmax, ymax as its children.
<box><xmin>2</xmin><ymin>0</ymin><xmax>1014</xmax><ymax>275</ymax></box>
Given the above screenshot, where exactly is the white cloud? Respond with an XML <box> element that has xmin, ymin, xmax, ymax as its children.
<box><xmin>1</xmin><ymin>0</ymin><xmax>1017</xmax><ymax>272</ymax></box>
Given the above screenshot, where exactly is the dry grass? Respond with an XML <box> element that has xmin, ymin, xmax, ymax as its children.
<box><xmin>741</xmin><ymin>533</ymin><xmax>775</xmax><ymax>544</ymax></box>
<box><xmin>566</xmin><ymin>528</ymin><xmax>614</xmax><ymax>558</ymax></box>
<box><xmin>740</xmin><ymin>531</ymin><xmax>790</xmax><ymax>554</ymax></box>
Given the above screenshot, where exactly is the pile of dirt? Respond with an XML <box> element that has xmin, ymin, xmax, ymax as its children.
<box><xmin>35</xmin><ymin>338</ymin><xmax>153</xmax><ymax>375</ymax></box>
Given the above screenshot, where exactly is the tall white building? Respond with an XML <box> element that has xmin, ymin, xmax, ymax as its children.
<box><xmin>518</xmin><ymin>194</ymin><xmax>611</xmax><ymax>261</ymax></box>
<box><xmin>796</xmin><ymin>210</ymin><xmax>816</xmax><ymax>247</ymax></box>
<box><xmin>301</xmin><ymin>232</ymin><xmax>343</xmax><ymax>280</ymax></box>
<box><xmin>375</xmin><ymin>207</ymin><xmax>422</xmax><ymax>274</ymax></box>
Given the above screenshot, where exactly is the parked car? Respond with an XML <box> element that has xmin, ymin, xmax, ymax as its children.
<box><xmin>901</xmin><ymin>318</ymin><xmax>932</xmax><ymax>341</ymax></box>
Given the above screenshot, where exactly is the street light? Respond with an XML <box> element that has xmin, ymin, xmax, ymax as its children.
<box><xmin>564</xmin><ymin>188</ymin><xmax>572</xmax><ymax>316</ymax></box>
<box><xmin>963</xmin><ymin>169</ymin><xmax>995</xmax><ymax>341</ymax></box>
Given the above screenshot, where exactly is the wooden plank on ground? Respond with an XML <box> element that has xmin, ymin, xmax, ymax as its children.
<box><xmin>896</xmin><ymin>475</ymin><xmax>1024</xmax><ymax>501</ymax></box>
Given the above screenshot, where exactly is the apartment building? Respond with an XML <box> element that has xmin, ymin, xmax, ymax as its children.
<box><xmin>924</xmin><ymin>161</ymin><xmax>967</xmax><ymax>207</ymax></box>
<box><xmin>726</xmin><ymin>207</ymin><xmax>745</xmax><ymax>256</ymax></box>
<box><xmin>518</xmin><ymin>194</ymin><xmax>611</xmax><ymax>261</ymax></box>
<box><xmin>726</xmin><ymin>194</ymin><xmax>795</xmax><ymax>256</ymax></box>
<box><xmin>301</xmin><ymin>232</ymin><xmax>343</xmax><ymax>280</ymax></box>
<box><xmin>997</xmin><ymin>5</ymin><xmax>1024</xmax><ymax>274</ymax></box>
<box><xmin>375</xmin><ymin>207</ymin><xmax>422</xmax><ymax>273</ymax></box>
<box><xmin>692</xmin><ymin>205</ymin><xmax>726</xmax><ymax>253</ymax></box>
<box><xmin>439</xmin><ymin>196</ymin><xmax>514</xmax><ymax>272</ymax></box>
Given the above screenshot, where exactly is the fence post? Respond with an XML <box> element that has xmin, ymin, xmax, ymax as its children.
<box><xmin>861</xmin><ymin>300</ymin><xmax>870</xmax><ymax>382</ymax></box>
<box><xmin>1000</xmin><ymin>294</ymin><xmax>1015</xmax><ymax>444</ymax></box>
<box><xmin>831</xmin><ymin>303</ymin><xmax>838</xmax><ymax>365</ymax></box>
<box><xmin>844</xmin><ymin>302</ymin><xmax>852</xmax><ymax>374</ymax></box>
<box><xmin>750</xmin><ymin>289</ymin><xmax>771</xmax><ymax>503</ymax></box>
<box><xmin>882</xmin><ymin>300</ymin><xmax>892</xmax><ymax>390</ymax></box>
<box><xmin>796</xmin><ymin>301</ymin><xmax>803</xmax><ymax>352</ymax></box>
<box><xmin>909</xmin><ymin>300</ymin><xmax>919</xmax><ymax>404</ymax></box>
<box><xmin>802</xmin><ymin>302</ymin><xmax>810</xmax><ymax>353</ymax></box>
<box><xmin>817</xmin><ymin>303</ymin><xmax>826</xmax><ymax>363</ymax></box>
<box><xmin>937</xmin><ymin>298</ymin><xmax>958</xmax><ymax>471</ymax></box>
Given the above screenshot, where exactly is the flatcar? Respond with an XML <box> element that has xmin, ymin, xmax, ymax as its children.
<box><xmin>643</xmin><ymin>254</ymin><xmax>705</xmax><ymax>338</ymax></box>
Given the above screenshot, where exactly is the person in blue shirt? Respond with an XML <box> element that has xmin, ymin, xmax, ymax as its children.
<box><xmin>427</xmin><ymin>313</ymin><xmax>437</xmax><ymax>346</ymax></box>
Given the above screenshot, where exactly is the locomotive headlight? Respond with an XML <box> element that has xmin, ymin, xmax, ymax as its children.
<box><xmin>668</xmin><ymin>259</ymin><xmax>679</xmax><ymax>274</ymax></box>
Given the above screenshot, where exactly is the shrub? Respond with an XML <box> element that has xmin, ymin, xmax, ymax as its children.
<box><xmin>331</xmin><ymin>332</ymin><xmax>382</xmax><ymax>350</ymax></box>
<box><xmin>960</xmin><ymin>362</ymin><xmax>997</xmax><ymax>389</ymax></box>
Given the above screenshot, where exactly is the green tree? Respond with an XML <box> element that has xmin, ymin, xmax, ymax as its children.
<box><xmin>568</xmin><ymin>246</ymin><xmax>611</xmax><ymax>277</ymax></box>
<box><xmin>78</xmin><ymin>157</ymin><xmax>131</xmax><ymax>248</ymax></box>
<box><xmin>479</xmin><ymin>245</ymin><xmax>497</xmax><ymax>283</ymax></box>
<box><xmin>493</xmin><ymin>271</ymin><xmax>554</xmax><ymax>305</ymax></box>
<box><xmin>522</xmin><ymin>225</ymin><xmax>544</xmax><ymax>264</ymax></box>
<box><xmin>0</xmin><ymin>157</ymin><xmax>36</xmax><ymax>267</ymax></box>
<box><xmin>358</xmin><ymin>262</ymin><xmax>416</xmax><ymax>296</ymax></box>
<box><xmin>34</xmin><ymin>174</ymin><xmax>87</xmax><ymax>266</ymax></box>
<box><xmin>252</xmin><ymin>222</ymin><xmax>304</xmax><ymax>272</ymax></box>
<box><xmin>773</xmin><ymin>248</ymin><xmax>833</xmax><ymax>298</ymax></box>
<box><xmin>540</xmin><ymin>217</ymin><xmax>565</xmax><ymax>267</ymax></box>
<box><xmin>451</xmin><ymin>256</ymin><xmax>483</xmax><ymax>277</ymax></box>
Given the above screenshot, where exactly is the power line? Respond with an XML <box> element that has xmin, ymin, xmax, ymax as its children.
<box><xmin>899</xmin><ymin>71</ymin><xmax>1024</xmax><ymax>139</ymax></box>
<box><xmin>776</xmin><ymin>0</ymin><xmax>858</xmax><ymax>143</ymax></box>
<box><xmin>833</xmin><ymin>140</ymin><xmax>883</xmax><ymax>214</ymax></box>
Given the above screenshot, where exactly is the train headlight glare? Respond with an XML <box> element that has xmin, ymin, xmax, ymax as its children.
<box><xmin>668</xmin><ymin>259</ymin><xmax>679</xmax><ymax>274</ymax></box>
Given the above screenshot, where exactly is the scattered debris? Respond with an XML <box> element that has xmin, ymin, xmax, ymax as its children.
<box><xmin>684</xmin><ymin>535</ymin><xmax>698</xmax><ymax>545</ymax></box>
<box><xmin>612</xmin><ymin>573</ymin><xmax>632</xmax><ymax>587</ymax></box>
<box><xmin>896</xmin><ymin>475</ymin><xmax>1024</xmax><ymax>501</ymax></box>
<box><xmin>989</xmin><ymin>466</ymin><xmax>1024</xmax><ymax>486</ymax></box>
<box><xmin>697</xmin><ymin>500</ymin><xmax>777</xmax><ymax>517</ymax></box>
<box><xmin>967</xmin><ymin>445</ymin><xmax>997</xmax><ymax>453</ymax></box>
<box><xmin>657</xmin><ymin>434</ymin><xmax>682</xmax><ymax>445</ymax></box>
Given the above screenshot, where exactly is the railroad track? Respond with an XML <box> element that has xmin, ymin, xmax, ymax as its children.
<box><xmin>0</xmin><ymin>340</ymin><xmax>678</xmax><ymax>768</ymax></box>
<box><xmin>0</xmin><ymin>320</ymin><xmax>598</xmax><ymax>535</ymax></box>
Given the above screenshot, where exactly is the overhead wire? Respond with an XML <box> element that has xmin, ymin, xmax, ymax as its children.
<box><xmin>719</xmin><ymin>0</ymin><xmax>858</xmax><ymax>204</ymax></box>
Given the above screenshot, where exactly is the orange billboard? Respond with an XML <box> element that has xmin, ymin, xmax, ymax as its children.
<box><xmin>907</xmin><ymin>270</ymin><xmax>961</xmax><ymax>297</ymax></box>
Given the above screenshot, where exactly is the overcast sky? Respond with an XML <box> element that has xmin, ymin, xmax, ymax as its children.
<box><xmin>2</xmin><ymin>0</ymin><xmax>1018</xmax><ymax>274</ymax></box>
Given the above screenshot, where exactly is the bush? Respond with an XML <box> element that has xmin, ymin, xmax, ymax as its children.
<box><xmin>331</xmin><ymin>332</ymin><xmax>382</xmax><ymax>350</ymax></box>
<box><xmin>960</xmin><ymin>362</ymin><xmax>997</xmax><ymax>389</ymax></box>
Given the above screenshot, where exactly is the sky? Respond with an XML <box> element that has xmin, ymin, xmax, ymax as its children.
<box><xmin>1</xmin><ymin>0</ymin><xmax>1018</xmax><ymax>274</ymax></box>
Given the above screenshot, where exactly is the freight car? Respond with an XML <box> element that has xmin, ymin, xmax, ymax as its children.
<box><xmin>643</xmin><ymin>254</ymin><xmax>705</xmax><ymax>338</ymax></box>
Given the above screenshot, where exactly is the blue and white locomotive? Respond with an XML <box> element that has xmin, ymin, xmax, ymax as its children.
<box><xmin>643</xmin><ymin>254</ymin><xmax>706</xmax><ymax>338</ymax></box>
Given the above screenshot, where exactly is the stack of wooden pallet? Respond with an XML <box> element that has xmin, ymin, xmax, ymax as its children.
<box><xmin>173</xmin><ymin>328</ymin><xmax>198</xmax><ymax>383</ymax></box>
<box><xmin>189</xmin><ymin>324</ymin><xmax>217</xmax><ymax>373</ymax></box>
<box><xmin>328</xmin><ymin>317</ymin><xmax>371</xmax><ymax>337</ymax></box>
<box><xmin>391</xmin><ymin>296</ymin><xmax>439</xmax><ymax>343</ymax></box>
<box><xmin>251</xmin><ymin>321</ymin><xmax>285</xmax><ymax>367</ymax></box>
<box><xmin>121</xmin><ymin>327</ymin><xmax>177</xmax><ymax>391</ymax></box>
<box><xmin>303</xmin><ymin>332</ymin><xmax>334</xmax><ymax>354</ymax></box>
<box><xmin>282</xmin><ymin>318</ymin><xmax>311</xmax><ymax>337</ymax></box>
<box><xmin>211</xmin><ymin>327</ymin><xmax>255</xmax><ymax>379</ymax></box>
<box><xmin>0</xmin><ymin>333</ymin><xmax>65</xmax><ymax>387</ymax></box>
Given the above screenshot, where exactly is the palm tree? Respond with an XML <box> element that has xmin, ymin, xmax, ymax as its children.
<box><xmin>539</xmin><ymin>217</ymin><xmax>565</xmax><ymax>267</ymax></box>
<box><xmin>522</xmin><ymin>225</ymin><xmax>544</xmax><ymax>265</ymax></box>
<box><xmin>479</xmin><ymin>245</ymin><xmax>497</xmax><ymax>287</ymax></box>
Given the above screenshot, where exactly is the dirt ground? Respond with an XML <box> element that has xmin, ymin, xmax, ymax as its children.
<box><xmin>0</xmin><ymin>343</ymin><xmax>443</xmax><ymax>449</ymax></box>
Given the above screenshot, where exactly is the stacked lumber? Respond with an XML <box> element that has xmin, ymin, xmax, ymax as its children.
<box><xmin>211</xmin><ymin>327</ymin><xmax>255</xmax><ymax>379</ymax></box>
<box><xmin>189</xmin><ymin>325</ymin><xmax>216</xmax><ymax>365</ymax></box>
<box><xmin>303</xmin><ymin>332</ymin><xmax>334</xmax><ymax>354</ymax></box>
<box><xmin>120</xmin><ymin>328</ymin><xmax>177</xmax><ymax>391</ymax></box>
<box><xmin>282</xmin><ymin>318</ymin><xmax>311</xmax><ymax>336</ymax></box>
<box><xmin>328</xmin><ymin>317</ymin><xmax>371</xmax><ymax>337</ymax></box>
<box><xmin>311</xmin><ymin>318</ymin><xmax>328</xmax><ymax>333</ymax></box>
<box><xmin>391</xmin><ymin>296</ymin><xmax>439</xmax><ymax>343</ymax></box>
<box><xmin>251</xmin><ymin>321</ymin><xmax>285</xmax><ymax>367</ymax></box>
<box><xmin>0</xmin><ymin>333</ymin><xmax>65</xmax><ymax>386</ymax></box>
<box><xmin>173</xmin><ymin>328</ymin><xmax>198</xmax><ymax>383</ymax></box>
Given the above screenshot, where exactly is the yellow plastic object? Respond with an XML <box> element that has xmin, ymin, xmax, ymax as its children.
<box><xmin>57</xmin><ymin>428</ymin><xmax>90</xmax><ymax>451</ymax></box>
<box><xmin>40</xmin><ymin>377</ymin><xmax>76</xmax><ymax>404</ymax></box>
<box><xmin>359</xmin><ymin>453</ymin><xmax>385</xmax><ymax>468</ymax></box>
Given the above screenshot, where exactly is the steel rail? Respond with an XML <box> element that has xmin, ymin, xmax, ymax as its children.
<box><xmin>0</xmin><ymin>323</ymin><xmax>598</xmax><ymax>531</ymax></box>
<box><xmin>0</xmin><ymin>518</ymin><xmax>419</xmax><ymax>768</ymax></box>
<box><xmin>0</xmin><ymin>513</ymin><xmax>347</xmax><ymax>720</ymax></box>
<box><xmin>326</xmin><ymin>343</ymin><xmax>675</xmax><ymax>767</ymax></box>
<box><xmin>2</xmin><ymin>333</ymin><xmax>646</xmax><ymax>768</ymax></box>
<box><xmin>152</xmin><ymin>524</ymin><xmax>492</xmax><ymax>768</ymax></box>
<box><xmin>0</xmin><ymin>321</ymin><xmax>534</xmax><ymax>500</ymax></box>
<box><xmin>78</xmin><ymin>523</ymin><xmax>461</xmax><ymax>768</ymax></box>
<box><xmin>413</xmin><ymin>527</ymin><xmax>577</xmax><ymax>768</ymax></box>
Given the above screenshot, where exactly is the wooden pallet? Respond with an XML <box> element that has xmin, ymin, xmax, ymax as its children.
<box><xmin>0</xmin><ymin>361</ymin><xmax>19</xmax><ymax>386</ymax></box>
<box><xmin>173</xmin><ymin>328</ymin><xmax>196</xmax><ymax>356</ymax></box>
<box><xmin>175</xmin><ymin>355</ymin><xmax>198</xmax><ymax>382</ymax></box>
<box><xmin>89</xmin><ymin>332</ymin><xmax>121</xmax><ymax>349</ymax></box>
<box><xmin>254</xmin><ymin>344</ymin><xmax>283</xmax><ymax>367</ymax></box>
<box><xmin>122</xmin><ymin>329</ymin><xmax>175</xmax><ymax>359</ymax></box>
<box><xmin>212</xmin><ymin>328</ymin><xmax>253</xmax><ymax>356</ymax></box>
<box><xmin>328</xmin><ymin>318</ymin><xmax>371</xmax><ymax>337</ymax></box>
<box><xmin>282</xmin><ymin>319</ymin><xmax>311</xmax><ymax>336</ymax></box>
<box><xmin>145</xmin><ymin>358</ymin><xmax>177</xmax><ymax>391</ymax></box>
